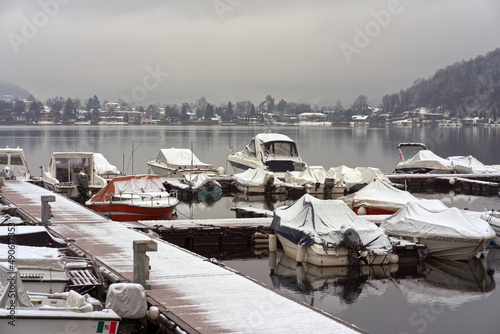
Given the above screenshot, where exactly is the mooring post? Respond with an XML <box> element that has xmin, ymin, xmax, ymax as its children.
<box><xmin>41</xmin><ymin>195</ymin><xmax>56</xmax><ymax>225</ymax></box>
<box><xmin>133</xmin><ymin>240</ymin><xmax>157</xmax><ymax>290</ymax></box>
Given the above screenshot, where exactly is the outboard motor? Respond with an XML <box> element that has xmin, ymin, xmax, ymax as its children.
<box><xmin>77</xmin><ymin>172</ymin><xmax>90</xmax><ymax>200</ymax></box>
<box><xmin>323</xmin><ymin>178</ymin><xmax>335</xmax><ymax>199</ymax></box>
<box><xmin>2</xmin><ymin>166</ymin><xmax>13</xmax><ymax>180</ymax></box>
<box><xmin>343</xmin><ymin>228</ymin><xmax>368</xmax><ymax>266</ymax></box>
<box><xmin>264</xmin><ymin>176</ymin><xmax>276</xmax><ymax>197</ymax></box>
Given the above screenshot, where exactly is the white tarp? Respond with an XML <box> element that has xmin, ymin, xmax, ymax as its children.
<box><xmin>329</xmin><ymin>165</ymin><xmax>389</xmax><ymax>190</ymax></box>
<box><xmin>381</xmin><ymin>200</ymin><xmax>496</xmax><ymax>242</ymax></box>
<box><xmin>105</xmin><ymin>283</ymin><xmax>147</xmax><ymax>319</ymax></box>
<box><xmin>93</xmin><ymin>153</ymin><xmax>121</xmax><ymax>176</ymax></box>
<box><xmin>185</xmin><ymin>173</ymin><xmax>221</xmax><ymax>190</ymax></box>
<box><xmin>284</xmin><ymin>166</ymin><xmax>339</xmax><ymax>186</ymax></box>
<box><xmin>339</xmin><ymin>179</ymin><xmax>419</xmax><ymax>212</ymax></box>
<box><xmin>0</xmin><ymin>264</ymin><xmax>32</xmax><ymax>308</ymax></box>
<box><xmin>113</xmin><ymin>175</ymin><xmax>166</xmax><ymax>195</ymax></box>
<box><xmin>271</xmin><ymin>194</ymin><xmax>392</xmax><ymax>254</ymax></box>
<box><xmin>0</xmin><ymin>244</ymin><xmax>65</xmax><ymax>271</ymax></box>
<box><xmin>448</xmin><ymin>155</ymin><xmax>500</xmax><ymax>174</ymax></box>
<box><xmin>156</xmin><ymin>148</ymin><xmax>213</xmax><ymax>169</ymax></box>
<box><xmin>395</xmin><ymin>150</ymin><xmax>453</xmax><ymax>172</ymax></box>
<box><xmin>233</xmin><ymin>168</ymin><xmax>280</xmax><ymax>187</ymax></box>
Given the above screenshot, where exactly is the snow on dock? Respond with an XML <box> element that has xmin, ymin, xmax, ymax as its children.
<box><xmin>0</xmin><ymin>180</ymin><xmax>366</xmax><ymax>333</ymax></box>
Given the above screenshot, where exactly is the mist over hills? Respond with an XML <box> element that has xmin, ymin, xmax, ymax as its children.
<box><xmin>0</xmin><ymin>80</ymin><xmax>31</xmax><ymax>100</ymax></box>
<box><xmin>381</xmin><ymin>48</ymin><xmax>500</xmax><ymax>117</ymax></box>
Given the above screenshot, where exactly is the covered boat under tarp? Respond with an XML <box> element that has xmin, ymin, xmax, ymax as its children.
<box><xmin>381</xmin><ymin>200</ymin><xmax>496</xmax><ymax>260</ymax></box>
<box><xmin>448</xmin><ymin>155</ymin><xmax>500</xmax><ymax>174</ymax></box>
<box><xmin>284</xmin><ymin>166</ymin><xmax>344</xmax><ymax>195</ymax></box>
<box><xmin>394</xmin><ymin>150</ymin><xmax>454</xmax><ymax>174</ymax></box>
<box><xmin>328</xmin><ymin>165</ymin><xmax>390</xmax><ymax>191</ymax></box>
<box><xmin>339</xmin><ymin>179</ymin><xmax>419</xmax><ymax>215</ymax></box>
<box><xmin>93</xmin><ymin>152</ymin><xmax>122</xmax><ymax>180</ymax></box>
<box><xmin>271</xmin><ymin>194</ymin><xmax>393</xmax><ymax>266</ymax></box>
<box><xmin>148</xmin><ymin>148</ymin><xmax>216</xmax><ymax>177</ymax></box>
<box><xmin>233</xmin><ymin>168</ymin><xmax>281</xmax><ymax>194</ymax></box>
<box><xmin>0</xmin><ymin>225</ymin><xmax>66</xmax><ymax>248</ymax></box>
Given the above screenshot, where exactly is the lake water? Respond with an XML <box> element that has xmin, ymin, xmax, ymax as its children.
<box><xmin>2</xmin><ymin>124</ymin><xmax>500</xmax><ymax>333</ymax></box>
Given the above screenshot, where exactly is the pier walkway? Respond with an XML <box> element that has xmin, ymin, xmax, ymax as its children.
<box><xmin>1</xmin><ymin>180</ymin><xmax>366</xmax><ymax>333</ymax></box>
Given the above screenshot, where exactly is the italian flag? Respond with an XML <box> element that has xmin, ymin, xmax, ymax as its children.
<box><xmin>96</xmin><ymin>321</ymin><xmax>118</xmax><ymax>334</ymax></box>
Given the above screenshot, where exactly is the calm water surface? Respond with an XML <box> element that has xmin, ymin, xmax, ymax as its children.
<box><xmin>2</xmin><ymin>124</ymin><xmax>500</xmax><ymax>334</ymax></box>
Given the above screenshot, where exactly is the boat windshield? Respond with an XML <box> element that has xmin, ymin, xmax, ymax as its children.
<box><xmin>261</xmin><ymin>141</ymin><xmax>299</xmax><ymax>160</ymax></box>
<box><xmin>242</xmin><ymin>139</ymin><xmax>256</xmax><ymax>157</ymax></box>
<box><xmin>54</xmin><ymin>157</ymin><xmax>91</xmax><ymax>182</ymax></box>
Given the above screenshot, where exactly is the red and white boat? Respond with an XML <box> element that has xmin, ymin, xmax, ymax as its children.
<box><xmin>86</xmin><ymin>174</ymin><xmax>178</xmax><ymax>221</ymax></box>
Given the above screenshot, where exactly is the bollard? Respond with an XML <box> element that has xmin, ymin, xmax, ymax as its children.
<box><xmin>41</xmin><ymin>195</ymin><xmax>55</xmax><ymax>225</ymax></box>
<box><xmin>133</xmin><ymin>240</ymin><xmax>157</xmax><ymax>290</ymax></box>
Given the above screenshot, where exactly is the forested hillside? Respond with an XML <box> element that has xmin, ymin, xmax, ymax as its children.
<box><xmin>0</xmin><ymin>80</ymin><xmax>31</xmax><ymax>100</ymax></box>
<box><xmin>381</xmin><ymin>48</ymin><xmax>500</xmax><ymax>118</ymax></box>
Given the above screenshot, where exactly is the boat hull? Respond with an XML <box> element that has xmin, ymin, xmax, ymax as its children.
<box><xmin>148</xmin><ymin>162</ymin><xmax>216</xmax><ymax>178</ymax></box>
<box><xmin>277</xmin><ymin>234</ymin><xmax>390</xmax><ymax>267</ymax></box>
<box><xmin>0</xmin><ymin>309</ymin><xmax>120</xmax><ymax>334</ymax></box>
<box><xmin>88</xmin><ymin>202</ymin><xmax>177</xmax><ymax>221</ymax></box>
<box><xmin>420</xmin><ymin>238</ymin><xmax>489</xmax><ymax>261</ymax></box>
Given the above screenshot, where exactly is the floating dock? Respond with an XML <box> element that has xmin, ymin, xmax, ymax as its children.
<box><xmin>0</xmin><ymin>180</ymin><xmax>367</xmax><ymax>334</ymax></box>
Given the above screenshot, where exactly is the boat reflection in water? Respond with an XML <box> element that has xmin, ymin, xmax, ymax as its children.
<box><xmin>269</xmin><ymin>250</ymin><xmax>495</xmax><ymax>311</ymax></box>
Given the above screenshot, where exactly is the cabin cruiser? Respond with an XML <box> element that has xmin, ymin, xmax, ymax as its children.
<box><xmin>42</xmin><ymin>152</ymin><xmax>119</xmax><ymax>200</ymax></box>
<box><xmin>148</xmin><ymin>148</ymin><xmax>221</xmax><ymax>177</ymax></box>
<box><xmin>227</xmin><ymin>133</ymin><xmax>306</xmax><ymax>175</ymax></box>
<box><xmin>0</xmin><ymin>146</ymin><xmax>31</xmax><ymax>180</ymax></box>
<box><xmin>271</xmin><ymin>194</ymin><xmax>395</xmax><ymax>267</ymax></box>
<box><xmin>381</xmin><ymin>200</ymin><xmax>496</xmax><ymax>261</ymax></box>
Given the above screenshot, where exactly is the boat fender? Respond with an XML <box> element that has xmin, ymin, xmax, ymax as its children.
<box><xmin>216</xmin><ymin>166</ymin><xmax>225</xmax><ymax>175</ymax></box>
<box><xmin>296</xmin><ymin>244</ymin><xmax>306</xmax><ymax>263</ymax></box>
<box><xmin>449</xmin><ymin>178</ymin><xmax>456</xmax><ymax>185</ymax></box>
<box><xmin>269</xmin><ymin>234</ymin><xmax>277</xmax><ymax>252</ymax></box>
<box><xmin>268</xmin><ymin>251</ymin><xmax>277</xmax><ymax>271</ymax></box>
<box><xmin>388</xmin><ymin>252</ymin><xmax>399</xmax><ymax>264</ymax></box>
<box><xmin>490</xmin><ymin>240</ymin><xmax>496</xmax><ymax>246</ymax></box>
<box><xmin>148</xmin><ymin>306</ymin><xmax>160</xmax><ymax>321</ymax></box>
<box><xmin>419</xmin><ymin>251</ymin><xmax>428</xmax><ymax>260</ymax></box>
<box><xmin>357</xmin><ymin>206</ymin><xmax>367</xmax><ymax>215</ymax></box>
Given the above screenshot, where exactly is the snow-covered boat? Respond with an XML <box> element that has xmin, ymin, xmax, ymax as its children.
<box><xmin>0</xmin><ymin>225</ymin><xmax>66</xmax><ymax>248</ymax></box>
<box><xmin>271</xmin><ymin>194</ymin><xmax>395</xmax><ymax>267</ymax></box>
<box><xmin>163</xmin><ymin>173</ymin><xmax>222</xmax><ymax>201</ymax></box>
<box><xmin>394</xmin><ymin>142</ymin><xmax>500</xmax><ymax>174</ymax></box>
<box><xmin>328</xmin><ymin>165</ymin><xmax>390</xmax><ymax>192</ymax></box>
<box><xmin>86</xmin><ymin>174</ymin><xmax>179</xmax><ymax>221</ymax></box>
<box><xmin>339</xmin><ymin>179</ymin><xmax>419</xmax><ymax>215</ymax></box>
<box><xmin>0</xmin><ymin>264</ymin><xmax>121</xmax><ymax>334</ymax></box>
<box><xmin>233</xmin><ymin>168</ymin><xmax>305</xmax><ymax>196</ymax></box>
<box><xmin>0</xmin><ymin>146</ymin><xmax>31</xmax><ymax>180</ymax></box>
<box><xmin>148</xmin><ymin>148</ymin><xmax>220</xmax><ymax>177</ymax></box>
<box><xmin>381</xmin><ymin>200</ymin><xmax>496</xmax><ymax>261</ymax></box>
<box><xmin>0</xmin><ymin>244</ymin><xmax>69</xmax><ymax>293</ymax></box>
<box><xmin>42</xmin><ymin>152</ymin><xmax>118</xmax><ymax>200</ymax></box>
<box><xmin>227</xmin><ymin>133</ymin><xmax>306</xmax><ymax>175</ymax></box>
<box><xmin>284</xmin><ymin>165</ymin><xmax>345</xmax><ymax>195</ymax></box>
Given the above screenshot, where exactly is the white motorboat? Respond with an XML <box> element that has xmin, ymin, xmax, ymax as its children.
<box><xmin>271</xmin><ymin>194</ymin><xmax>395</xmax><ymax>267</ymax></box>
<box><xmin>227</xmin><ymin>133</ymin><xmax>306</xmax><ymax>175</ymax></box>
<box><xmin>148</xmin><ymin>148</ymin><xmax>220</xmax><ymax>177</ymax></box>
<box><xmin>42</xmin><ymin>152</ymin><xmax>114</xmax><ymax>199</ymax></box>
<box><xmin>233</xmin><ymin>167</ymin><xmax>306</xmax><ymax>196</ymax></box>
<box><xmin>381</xmin><ymin>200</ymin><xmax>496</xmax><ymax>261</ymax></box>
<box><xmin>0</xmin><ymin>243</ymin><xmax>69</xmax><ymax>293</ymax></box>
<box><xmin>0</xmin><ymin>264</ymin><xmax>121</xmax><ymax>333</ymax></box>
<box><xmin>328</xmin><ymin>165</ymin><xmax>391</xmax><ymax>192</ymax></box>
<box><xmin>0</xmin><ymin>146</ymin><xmax>31</xmax><ymax>180</ymax></box>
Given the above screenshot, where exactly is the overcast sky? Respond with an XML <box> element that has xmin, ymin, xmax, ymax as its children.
<box><xmin>1</xmin><ymin>0</ymin><xmax>499</xmax><ymax>107</ymax></box>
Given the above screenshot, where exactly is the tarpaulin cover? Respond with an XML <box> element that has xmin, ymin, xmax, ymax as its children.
<box><xmin>381</xmin><ymin>200</ymin><xmax>496</xmax><ymax>242</ymax></box>
<box><xmin>93</xmin><ymin>153</ymin><xmax>121</xmax><ymax>176</ymax></box>
<box><xmin>395</xmin><ymin>150</ymin><xmax>453</xmax><ymax>172</ymax></box>
<box><xmin>185</xmin><ymin>173</ymin><xmax>221</xmax><ymax>190</ymax></box>
<box><xmin>339</xmin><ymin>179</ymin><xmax>419</xmax><ymax>212</ymax></box>
<box><xmin>329</xmin><ymin>165</ymin><xmax>390</xmax><ymax>190</ymax></box>
<box><xmin>448</xmin><ymin>155</ymin><xmax>500</xmax><ymax>174</ymax></box>
<box><xmin>271</xmin><ymin>194</ymin><xmax>392</xmax><ymax>253</ymax></box>
<box><xmin>284</xmin><ymin>165</ymin><xmax>340</xmax><ymax>186</ymax></box>
<box><xmin>0</xmin><ymin>263</ymin><xmax>32</xmax><ymax>308</ymax></box>
<box><xmin>233</xmin><ymin>168</ymin><xmax>280</xmax><ymax>187</ymax></box>
<box><xmin>155</xmin><ymin>148</ymin><xmax>213</xmax><ymax>169</ymax></box>
<box><xmin>0</xmin><ymin>244</ymin><xmax>65</xmax><ymax>271</ymax></box>
<box><xmin>105</xmin><ymin>283</ymin><xmax>147</xmax><ymax>319</ymax></box>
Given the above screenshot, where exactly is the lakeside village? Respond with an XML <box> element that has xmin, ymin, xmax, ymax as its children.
<box><xmin>0</xmin><ymin>94</ymin><xmax>499</xmax><ymax>127</ymax></box>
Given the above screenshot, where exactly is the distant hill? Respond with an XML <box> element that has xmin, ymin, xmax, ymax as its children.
<box><xmin>381</xmin><ymin>48</ymin><xmax>500</xmax><ymax>118</ymax></box>
<box><xmin>0</xmin><ymin>80</ymin><xmax>32</xmax><ymax>100</ymax></box>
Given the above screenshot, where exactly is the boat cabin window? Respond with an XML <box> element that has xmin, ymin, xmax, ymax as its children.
<box><xmin>55</xmin><ymin>157</ymin><xmax>91</xmax><ymax>182</ymax></box>
<box><xmin>10</xmin><ymin>153</ymin><xmax>24</xmax><ymax>166</ymax></box>
<box><xmin>243</xmin><ymin>139</ymin><xmax>256</xmax><ymax>157</ymax></box>
<box><xmin>0</xmin><ymin>154</ymin><xmax>8</xmax><ymax>165</ymax></box>
<box><xmin>262</xmin><ymin>141</ymin><xmax>298</xmax><ymax>158</ymax></box>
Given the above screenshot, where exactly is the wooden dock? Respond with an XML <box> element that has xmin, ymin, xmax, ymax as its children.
<box><xmin>0</xmin><ymin>180</ymin><xmax>366</xmax><ymax>334</ymax></box>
